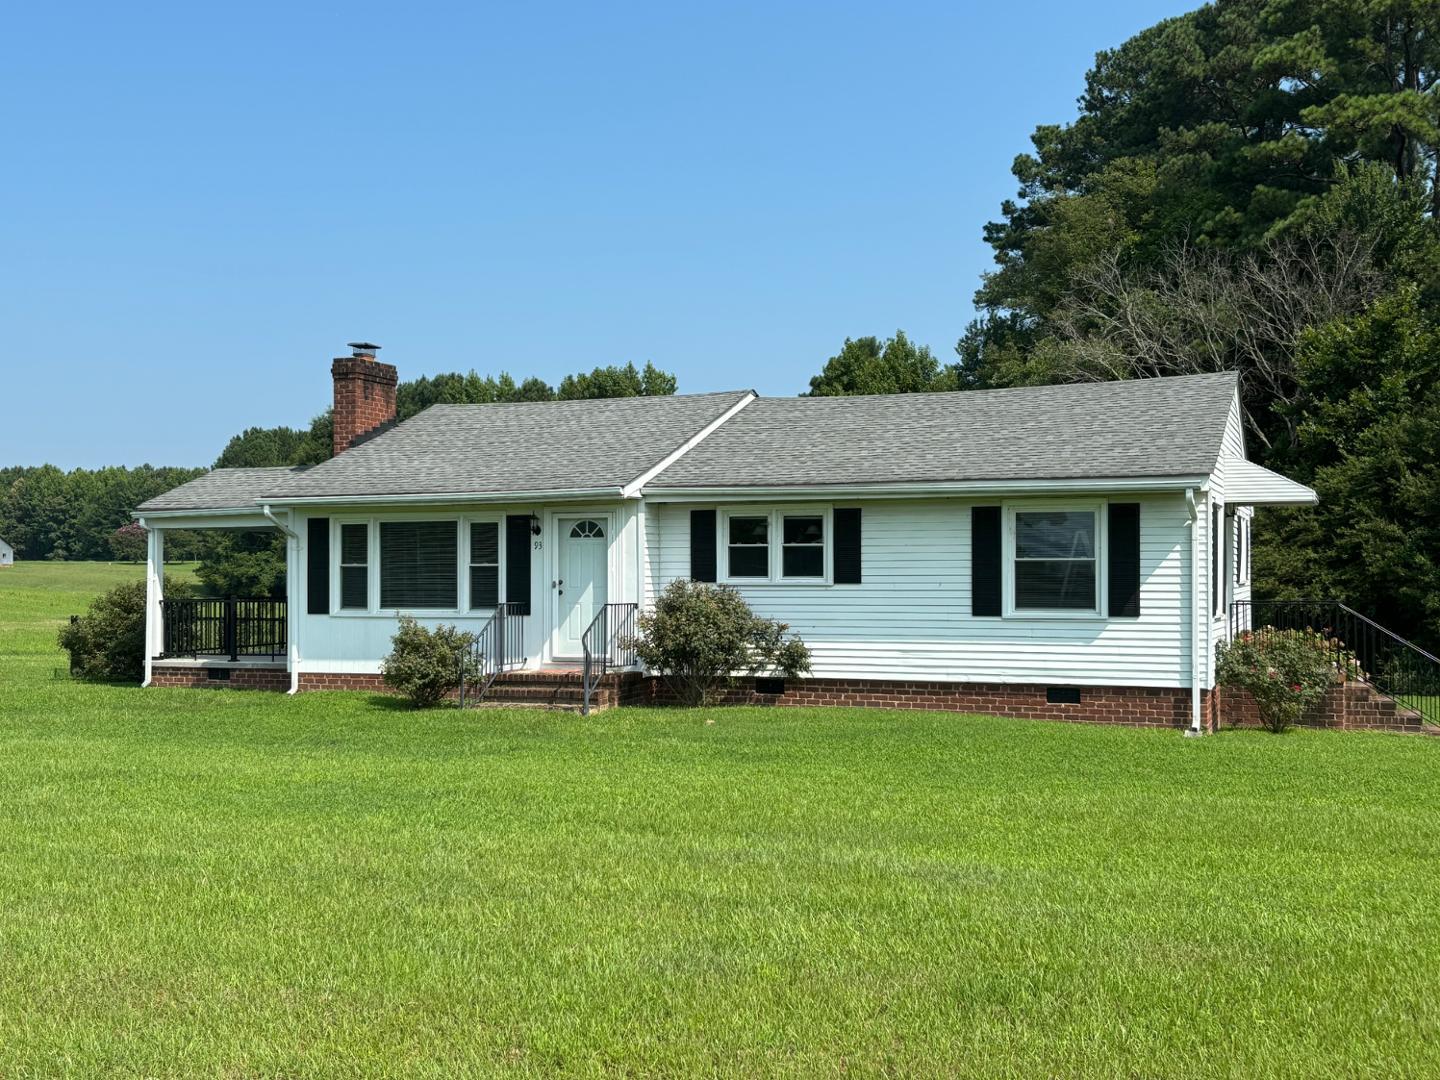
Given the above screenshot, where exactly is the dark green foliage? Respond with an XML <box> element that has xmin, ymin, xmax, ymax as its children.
<box><xmin>628</xmin><ymin>579</ymin><xmax>811</xmax><ymax>706</ymax></box>
<box><xmin>806</xmin><ymin>331</ymin><xmax>958</xmax><ymax>396</ymax></box>
<box><xmin>213</xmin><ymin>424</ymin><xmax>330</xmax><ymax>469</ymax></box>
<box><xmin>57</xmin><ymin>580</ymin><xmax>149</xmax><ymax>682</ymax></box>
<box><xmin>1216</xmin><ymin>627</ymin><xmax>1350</xmax><ymax>733</ymax></box>
<box><xmin>0</xmin><ymin>464</ymin><xmax>207</xmax><ymax>562</ymax></box>
<box><xmin>381</xmin><ymin>616</ymin><xmax>478</xmax><ymax>708</ymax></box>
<box><xmin>397</xmin><ymin>361</ymin><xmax>677</xmax><ymax>420</ymax></box>
<box><xmin>1258</xmin><ymin>287</ymin><xmax>1440</xmax><ymax>648</ymax></box>
<box><xmin>108</xmin><ymin>523</ymin><xmax>148</xmax><ymax>562</ymax></box>
<box><xmin>195</xmin><ymin>531</ymin><xmax>287</xmax><ymax>599</ymax></box>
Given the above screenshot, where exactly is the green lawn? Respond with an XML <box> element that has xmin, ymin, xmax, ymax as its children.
<box><xmin>1</xmin><ymin>563</ymin><xmax>1438</xmax><ymax>1077</ymax></box>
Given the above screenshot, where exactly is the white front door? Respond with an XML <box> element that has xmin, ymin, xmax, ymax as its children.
<box><xmin>553</xmin><ymin>516</ymin><xmax>609</xmax><ymax>658</ymax></box>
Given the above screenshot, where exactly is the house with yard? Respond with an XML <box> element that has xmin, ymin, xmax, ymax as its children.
<box><xmin>135</xmin><ymin>342</ymin><xmax>1349</xmax><ymax>730</ymax></box>
<box><xmin>0</xmin><ymin>538</ymin><xmax>12</xmax><ymax>567</ymax></box>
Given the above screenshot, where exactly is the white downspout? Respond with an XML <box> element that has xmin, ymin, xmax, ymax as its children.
<box><xmin>262</xmin><ymin>504</ymin><xmax>302</xmax><ymax>695</ymax></box>
<box><xmin>1185</xmin><ymin>489</ymin><xmax>1203</xmax><ymax>736</ymax></box>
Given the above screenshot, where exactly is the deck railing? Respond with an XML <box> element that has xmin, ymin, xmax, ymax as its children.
<box><xmin>160</xmin><ymin>597</ymin><xmax>287</xmax><ymax>661</ymax></box>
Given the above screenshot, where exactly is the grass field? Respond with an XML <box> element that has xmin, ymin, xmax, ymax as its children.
<box><xmin>1</xmin><ymin>562</ymin><xmax>1438</xmax><ymax>1076</ymax></box>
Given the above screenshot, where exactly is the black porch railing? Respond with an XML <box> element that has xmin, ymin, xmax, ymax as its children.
<box><xmin>161</xmin><ymin>597</ymin><xmax>287</xmax><ymax>661</ymax></box>
<box><xmin>458</xmin><ymin>603</ymin><xmax>526</xmax><ymax>706</ymax></box>
<box><xmin>1229</xmin><ymin>600</ymin><xmax>1440</xmax><ymax>728</ymax></box>
<box><xmin>582</xmin><ymin>602</ymin><xmax>638</xmax><ymax>715</ymax></box>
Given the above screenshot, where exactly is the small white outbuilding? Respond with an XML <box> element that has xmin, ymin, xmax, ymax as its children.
<box><xmin>0</xmin><ymin>539</ymin><xmax>12</xmax><ymax>567</ymax></box>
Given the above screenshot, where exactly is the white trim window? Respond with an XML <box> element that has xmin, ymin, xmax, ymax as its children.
<box><xmin>1006</xmin><ymin>504</ymin><xmax>1102</xmax><ymax>615</ymax></box>
<box><xmin>339</xmin><ymin>522</ymin><xmax>369</xmax><ymax>610</ymax></box>
<box><xmin>1234</xmin><ymin>515</ymin><xmax>1250</xmax><ymax>586</ymax></box>
<box><xmin>720</xmin><ymin>507</ymin><xmax>831</xmax><ymax>584</ymax></box>
<box><xmin>726</xmin><ymin>514</ymin><xmax>769</xmax><ymax>579</ymax></box>
<box><xmin>468</xmin><ymin>520</ymin><xmax>501</xmax><ymax>609</ymax></box>
<box><xmin>380</xmin><ymin>520</ymin><xmax>459</xmax><ymax>610</ymax></box>
<box><xmin>331</xmin><ymin>514</ymin><xmax>507</xmax><ymax>615</ymax></box>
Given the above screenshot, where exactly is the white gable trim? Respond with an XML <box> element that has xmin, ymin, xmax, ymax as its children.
<box><xmin>621</xmin><ymin>391</ymin><xmax>756</xmax><ymax>498</ymax></box>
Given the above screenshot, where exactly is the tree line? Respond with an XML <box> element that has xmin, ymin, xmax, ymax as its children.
<box><xmin>0</xmin><ymin>363</ymin><xmax>684</xmax><ymax>585</ymax></box>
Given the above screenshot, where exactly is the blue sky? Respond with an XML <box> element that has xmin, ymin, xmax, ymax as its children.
<box><xmin>2</xmin><ymin>1</ymin><xmax>1193</xmax><ymax>469</ymax></box>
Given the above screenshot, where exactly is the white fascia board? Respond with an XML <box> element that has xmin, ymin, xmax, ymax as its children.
<box><xmin>621</xmin><ymin>392</ymin><xmax>757</xmax><ymax>498</ymax></box>
<box><xmin>258</xmin><ymin>487</ymin><xmax>625</xmax><ymax>508</ymax></box>
<box><xmin>135</xmin><ymin>509</ymin><xmax>277</xmax><ymax>529</ymax></box>
<box><xmin>640</xmin><ymin>476</ymin><xmax>1211</xmax><ymax>502</ymax></box>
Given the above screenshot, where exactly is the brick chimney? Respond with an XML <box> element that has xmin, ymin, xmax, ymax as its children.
<box><xmin>331</xmin><ymin>342</ymin><xmax>398</xmax><ymax>456</ymax></box>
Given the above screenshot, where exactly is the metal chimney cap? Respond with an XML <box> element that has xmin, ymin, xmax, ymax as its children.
<box><xmin>347</xmin><ymin>341</ymin><xmax>381</xmax><ymax>357</ymax></box>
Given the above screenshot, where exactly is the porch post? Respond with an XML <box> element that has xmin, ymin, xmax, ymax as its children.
<box><xmin>142</xmin><ymin>524</ymin><xmax>165</xmax><ymax>686</ymax></box>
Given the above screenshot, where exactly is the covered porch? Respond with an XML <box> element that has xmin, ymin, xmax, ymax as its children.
<box><xmin>136</xmin><ymin>505</ymin><xmax>298</xmax><ymax>690</ymax></box>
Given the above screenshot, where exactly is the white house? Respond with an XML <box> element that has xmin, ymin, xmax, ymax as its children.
<box><xmin>135</xmin><ymin>344</ymin><xmax>1319</xmax><ymax>731</ymax></box>
<box><xmin>0</xmin><ymin>538</ymin><xmax>12</xmax><ymax>568</ymax></box>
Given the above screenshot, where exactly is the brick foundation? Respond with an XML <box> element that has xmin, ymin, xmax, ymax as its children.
<box><xmin>149</xmin><ymin>663</ymin><xmax>289</xmax><ymax>692</ymax></box>
<box><xmin>1215</xmin><ymin>680</ymin><xmax>1423</xmax><ymax>732</ymax></box>
<box><xmin>151</xmin><ymin>664</ymin><xmax>1423</xmax><ymax>733</ymax></box>
<box><xmin>635</xmin><ymin>676</ymin><xmax>1217</xmax><ymax>730</ymax></box>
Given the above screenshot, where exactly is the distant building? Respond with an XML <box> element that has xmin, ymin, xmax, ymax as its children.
<box><xmin>0</xmin><ymin>539</ymin><xmax>12</xmax><ymax>568</ymax></box>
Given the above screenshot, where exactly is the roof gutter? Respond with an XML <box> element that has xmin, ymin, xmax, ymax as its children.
<box><xmin>641</xmin><ymin>476</ymin><xmax>1212</xmax><ymax>501</ymax></box>
<box><xmin>254</xmin><ymin>487</ymin><xmax>625</xmax><ymax>508</ymax></box>
<box><xmin>132</xmin><ymin>506</ymin><xmax>273</xmax><ymax>521</ymax></box>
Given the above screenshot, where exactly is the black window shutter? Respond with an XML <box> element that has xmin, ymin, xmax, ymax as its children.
<box><xmin>306</xmin><ymin>517</ymin><xmax>329</xmax><ymax>615</ymax></box>
<box><xmin>505</xmin><ymin>515</ymin><xmax>532</xmax><ymax>615</ymax></box>
<box><xmin>690</xmin><ymin>509</ymin><xmax>716</xmax><ymax>582</ymax></box>
<box><xmin>972</xmin><ymin>506</ymin><xmax>1002</xmax><ymax>617</ymax></box>
<box><xmin>834</xmin><ymin>508</ymin><xmax>862</xmax><ymax>584</ymax></box>
<box><xmin>1107</xmin><ymin>503</ymin><xmax>1141</xmax><ymax>618</ymax></box>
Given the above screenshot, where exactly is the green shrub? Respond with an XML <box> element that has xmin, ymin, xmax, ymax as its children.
<box><xmin>59</xmin><ymin>581</ymin><xmax>148</xmax><ymax>682</ymax></box>
<box><xmin>626</xmin><ymin>580</ymin><xmax>811</xmax><ymax>707</ymax></box>
<box><xmin>1216</xmin><ymin>627</ymin><xmax>1351</xmax><ymax>733</ymax></box>
<box><xmin>382</xmin><ymin>616</ymin><xmax>478</xmax><ymax>708</ymax></box>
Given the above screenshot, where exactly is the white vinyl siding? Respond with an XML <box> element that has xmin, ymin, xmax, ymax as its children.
<box><xmin>648</xmin><ymin>494</ymin><xmax>1193</xmax><ymax>687</ymax></box>
<box><xmin>294</xmin><ymin>501</ymin><xmax>642</xmax><ymax>675</ymax></box>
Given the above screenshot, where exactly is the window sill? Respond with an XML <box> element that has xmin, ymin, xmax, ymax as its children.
<box><xmin>1003</xmin><ymin>608</ymin><xmax>1106</xmax><ymax>620</ymax></box>
<box><xmin>721</xmin><ymin>579</ymin><xmax>833</xmax><ymax>588</ymax></box>
<box><xmin>328</xmin><ymin>608</ymin><xmax>491</xmax><ymax>619</ymax></box>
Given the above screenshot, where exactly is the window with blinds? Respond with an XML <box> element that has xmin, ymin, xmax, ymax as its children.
<box><xmin>469</xmin><ymin>521</ymin><xmax>500</xmax><ymax>609</ymax></box>
<box><xmin>339</xmin><ymin>523</ymin><xmax>369</xmax><ymax>610</ymax></box>
<box><xmin>380</xmin><ymin>520</ymin><xmax>458</xmax><ymax>609</ymax></box>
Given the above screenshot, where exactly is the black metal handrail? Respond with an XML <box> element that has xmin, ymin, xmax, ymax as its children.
<box><xmin>458</xmin><ymin>602</ymin><xmax>526</xmax><ymax>707</ymax></box>
<box><xmin>581</xmin><ymin>602</ymin><xmax>638</xmax><ymax>715</ymax></box>
<box><xmin>160</xmin><ymin>596</ymin><xmax>286</xmax><ymax>661</ymax></box>
<box><xmin>1229</xmin><ymin>600</ymin><xmax>1439</xmax><ymax>728</ymax></box>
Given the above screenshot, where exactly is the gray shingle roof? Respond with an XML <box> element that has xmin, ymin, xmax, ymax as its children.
<box><xmin>647</xmin><ymin>372</ymin><xmax>1240</xmax><ymax>488</ymax></box>
<box><xmin>265</xmin><ymin>391</ymin><xmax>753</xmax><ymax>501</ymax></box>
<box><xmin>136</xmin><ymin>467</ymin><xmax>310</xmax><ymax>512</ymax></box>
<box><xmin>136</xmin><ymin>374</ymin><xmax>1240</xmax><ymax>512</ymax></box>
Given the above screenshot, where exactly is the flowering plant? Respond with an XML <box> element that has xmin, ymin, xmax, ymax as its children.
<box><xmin>1216</xmin><ymin>627</ymin><xmax>1356</xmax><ymax>733</ymax></box>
